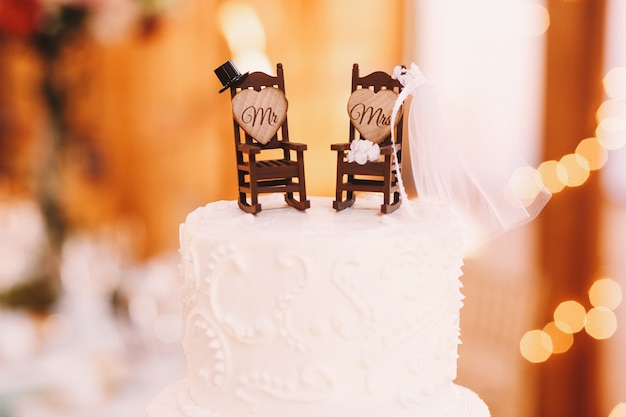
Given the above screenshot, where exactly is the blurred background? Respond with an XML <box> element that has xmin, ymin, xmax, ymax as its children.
<box><xmin>0</xmin><ymin>0</ymin><xmax>624</xmax><ymax>416</ymax></box>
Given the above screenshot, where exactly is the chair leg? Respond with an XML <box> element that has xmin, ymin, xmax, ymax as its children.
<box><xmin>381</xmin><ymin>163</ymin><xmax>402</xmax><ymax>213</ymax></box>
<box><xmin>285</xmin><ymin>182</ymin><xmax>311</xmax><ymax>211</ymax></box>
<box><xmin>238</xmin><ymin>170</ymin><xmax>261</xmax><ymax>214</ymax></box>
<box><xmin>332</xmin><ymin>157</ymin><xmax>356</xmax><ymax>211</ymax></box>
<box><xmin>381</xmin><ymin>191</ymin><xmax>401</xmax><ymax>214</ymax></box>
<box><xmin>238</xmin><ymin>195</ymin><xmax>262</xmax><ymax>214</ymax></box>
<box><xmin>285</xmin><ymin>194</ymin><xmax>310</xmax><ymax>210</ymax></box>
<box><xmin>333</xmin><ymin>189</ymin><xmax>355</xmax><ymax>211</ymax></box>
<box><xmin>285</xmin><ymin>155</ymin><xmax>310</xmax><ymax>211</ymax></box>
<box><xmin>381</xmin><ymin>158</ymin><xmax>402</xmax><ymax>214</ymax></box>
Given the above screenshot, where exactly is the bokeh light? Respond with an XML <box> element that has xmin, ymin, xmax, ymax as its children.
<box><xmin>584</xmin><ymin>307</ymin><xmax>618</xmax><ymax>340</ymax></box>
<box><xmin>609</xmin><ymin>402</ymin><xmax>626</xmax><ymax>417</ymax></box>
<box><xmin>218</xmin><ymin>1</ymin><xmax>265</xmax><ymax>51</ymax></box>
<box><xmin>596</xmin><ymin>117</ymin><xmax>626</xmax><ymax>150</ymax></box>
<box><xmin>575</xmin><ymin>137</ymin><xmax>609</xmax><ymax>171</ymax></box>
<box><xmin>603</xmin><ymin>66</ymin><xmax>626</xmax><ymax>100</ymax></box>
<box><xmin>553</xmin><ymin>300</ymin><xmax>587</xmax><ymax>334</ymax></box>
<box><xmin>515</xmin><ymin>3</ymin><xmax>550</xmax><ymax>37</ymax></box>
<box><xmin>537</xmin><ymin>160</ymin><xmax>567</xmax><ymax>193</ymax></box>
<box><xmin>589</xmin><ymin>278</ymin><xmax>623</xmax><ymax>310</ymax></box>
<box><xmin>507</xmin><ymin>166</ymin><xmax>545</xmax><ymax>207</ymax></box>
<box><xmin>596</xmin><ymin>99</ymin><xmax>626</xmax><ymax>123</ymax></box>
<box><xmin>542</xmin><ymin>321</ymin><xmax>574</xmax><ymax>354</ymax></box>
<box><xmin>520</xmin><ymin>329</ymin><xmax>553</xmax><ymax>363</ymax></box>
<box><xmin>217</xmin><ymin>0</ymin><xmax>272</xmax><ymax>72</ymax></box>
<box><xmin>559</xmin><ymin>153</ymin><xmax>590</xmax><ymax>187</ymax></box>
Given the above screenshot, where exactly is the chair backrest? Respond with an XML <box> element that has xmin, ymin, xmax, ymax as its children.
<box><xmin>347</xmin><ymin>63</ymin><xmax>404</xmax><ymax>146</ymax></box>
<box><xmin>230</xmin><ymin>63</ymin><xmax>290</xmax><ymax>150</ymax></box>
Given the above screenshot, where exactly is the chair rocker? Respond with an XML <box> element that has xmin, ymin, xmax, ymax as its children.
<box><xmin>331</xmin><ymin>63</ymin><xmax>405</xmax><ymax>214</ymax></box>
<box><xmin>228</xmin><ymin>63</ymin><xmax>310</xmax><ymax>214</ymax></box>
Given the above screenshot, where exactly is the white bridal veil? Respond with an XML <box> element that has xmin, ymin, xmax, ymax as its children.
<box><xmin>390</xmin><ymin>64</ymin><xmax>551</xmax><ymax>241</ymax></box>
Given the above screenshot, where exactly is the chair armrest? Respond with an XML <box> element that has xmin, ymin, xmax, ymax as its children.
<box><xmin>282</xmin><ymin>142</ymin><xmax>308</xmax><ymax>152</ymax></box>
<box><xmin>330</xmin><ymin>143</ymin><xmax>351</xmax><ymax>151</ymax></box>
<box><xmin>379</xmin><ymin>143</ymin><xmax>401</xmax><ymax>155</ymax></box>
<box><xmin>237</xmin><ymin>143</ymin><xmax>262</xmax><ymax>155</ymax></box>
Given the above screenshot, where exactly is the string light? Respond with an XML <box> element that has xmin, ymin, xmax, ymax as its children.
<box><xmin>515</xmin><ymin>3</ymin><xmax>550</xmax><ymax>37</ymax></box>
<box><xmin>520</xmin><ymin>329</ymin><xmax>552</xmax><ymax>363</ymax></box>
<box><xmin>575</xmin><ymin>138</ymin><xmax>609</xmax><ymax>171</ymax></box>
<box><xmin>530</xmin><ymin>66</ymin><xmax>626</xmax><ymax>194</ymax></box>
<box><xmin>542</xmin><ymin>321</ymin><xmax>574</xmax><ymax>354</ymax></box>
<box><xmin>516</xmin><ymin>62</ymin><xmax>625</xmax><ymax>358</ymax></box>
<box><xmin>521</xmin><ymin>276</ymin><xmax>624</xmax><ymax>363</ymax></box>
<box><xmin>603</xmin><ymin>67</ymin><xmax>626</xmax><ymax>100</ymax></box>
<box><xmin>609</xmin><ymin>403</ymin><xmax>626</xmax><ymax>417</ymax></box>
<box><xmin>589</xmin><ymin>278</ymin><xmax>623</xmax><ymax>310</ymax></box>
<box><xmin>559</xmin><ymin>153</ymin><xmax>590</xmax><ymax>187</ymax></box>
<box><xmin>553</xmin><ymin>300</ymin><xmax>587</xmax><ymax>334</ymax></box>
<box><xmin>585</xmin><ymin>307</ymin><xmax>618</xmax><ymax>340</ymax></box>
<box><xmin>536</xmin><ymin>160</ymin><xmax>567</xmax><ymax>193</ymax></box>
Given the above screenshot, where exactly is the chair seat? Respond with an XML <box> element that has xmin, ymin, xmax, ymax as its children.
<box><xmin>238</xmin><ymin>159</ymin><xmax>301</xmax><ymax>179</ymax></box>
<box><xmin>339</xmin><ymin>160</ymin><xmax>388</xmax><ymax>176</ymax></box>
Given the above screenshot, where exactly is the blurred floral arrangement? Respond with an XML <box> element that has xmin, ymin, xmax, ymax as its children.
<box><xmin>0</xmin><ymin>0</ymin><xmax>180</xmax><ymax>313</ymax></box>
<box><xmin>0</xmin><ymin>0</ymin><xmax>178</xmax><ymax>49</ymax></box>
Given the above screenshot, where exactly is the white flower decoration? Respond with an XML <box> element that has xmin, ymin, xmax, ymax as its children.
<box><xmin>392</xmin><ymin>63</ymin><xmax>429</xmax><ymax>88</ymax></box>
<box><xmin>347</xmin><ymin>139</ymin><xmax>381</xmax><ymax>165</ymax></box>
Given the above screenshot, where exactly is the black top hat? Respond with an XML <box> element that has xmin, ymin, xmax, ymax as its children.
<box><xmin>214</xmin><ymin>60</ymin><xmax>249</xmax><ymax>93</ymax></box>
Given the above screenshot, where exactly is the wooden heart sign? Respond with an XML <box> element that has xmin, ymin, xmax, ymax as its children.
<box><xmin>347</xmin><ymin>89</ymin><xmax>402</xmax><ymax>144</ymax></box>
<box><xmin>232</xmin><ymin>87</ymin><xmax>288</xmax><ymax>144</ymax></box>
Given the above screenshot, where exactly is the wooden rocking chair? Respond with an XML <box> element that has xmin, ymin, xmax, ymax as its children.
<box><xmin>331</xmin><ymin>63</ymin><xmax>405</xmax><ymax>213</ymax></box>
<box><xmin>227</xmin><ymin>63</ymin><xmax>310</xmax><ymax>214</ymax></box>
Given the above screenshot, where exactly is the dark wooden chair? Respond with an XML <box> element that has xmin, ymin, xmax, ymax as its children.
<box><xmin>228</xmin><ymin>63</ymin><xmax>310</xmax><ymax>214</ymax></box>
<box><xmin>331</xmin><ymin>63</ymin><xmax>405</xmax><ymax>213</ymax></box>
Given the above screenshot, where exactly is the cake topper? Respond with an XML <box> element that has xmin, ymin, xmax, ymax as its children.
<box><xmin>214</xmin><ymin>60</ymin><xmax>249</xmax><ymax>93</ymax></box>
<box><xmin>331</xmin><ymin>64</ymin><xmax>404</xmax><ymax>214</ymax></box>
<box><xmin>221</xmin><ymin>62</ymin><xmax>310</xmax><ymax>214</ymax></box>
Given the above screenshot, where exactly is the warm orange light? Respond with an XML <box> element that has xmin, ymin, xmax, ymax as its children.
<box><xmin>609</xmin><ymin>402</ymin><xmax>626</xmax><ymax>417</ymax></box>
<box><xmin>589</xmin><ymin>278</ymin><xmax>623</xmax><ymax>310</ymax></box>
<box><xmin>520</xmin><ymin>329</ymin><xmax>553</xmax><ymax>363</ymax></box>
<box><xmin>531</xmin><ymin>72</ymin><xmax>626</xmax><ymax>197</ymax></box>
<box><xmin>575</xmin><ymin>137</ymin><xmax>609</xmax><ymax>171</ymax></box>
<box><xmin>516</xmin><ymin>3</ymin><xmax>550</xmax><ymax>37</ymax></box>
<box><xmin>596</xmin><ymin>99</ymin><xmax>626</xmax><ymax>123</ymax></box>
<box><xmin>596</xmin><ymin>117</ymin><xmax>626</xmax><ymax>150</ymax></box>
<box><xmin>603</xmin><ymin>67</ymin><xmax>626</xmax><ymax>100</ymax></box>
<box><xmin>217</xmin><ymin>1</ymin><xmax>272</xmax><ymax>72</ymax></box>
<box><xmin>559</xmin><ymin>153</ymin><xmax>590</xmax><ymax>187</ymax></box>
<box><xmin>553</xmin><ymin>300</ymin><xmax>587</xmax><ymax>334</ymax></box>
<box><xmin>585</xmin><ymin>307</ymin><xmax>617</xmax><ymax>340</ymax></box>
<box><xmin>537</xmin><ymin>160</ymin><xmax>567</xmax><ymax>193</ymax></box>
<box><xmin>542</xmin><ymin>321</ymin><xmax>574</xmax><ymax>354</ymax></box>
<box><xmin>506</xmin><ymin>166</ymin><xmax>545</xmax><ymax>207</ymax></box>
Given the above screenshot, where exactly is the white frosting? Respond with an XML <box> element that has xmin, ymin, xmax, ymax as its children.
<box><xmin>148</xmin><ymin>196</ymin><xmax>490</xmax><ymax>417</ymax></box>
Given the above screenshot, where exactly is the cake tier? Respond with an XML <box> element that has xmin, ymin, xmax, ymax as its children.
<box><xmin>147</xmin><ymin>380</ymin><xmax>490</xmax><ymax>417</ymax></box>
<box><xmin>170</xmin><ymin>196</ymin><xmax>483</xmax><ymax>417</ymax></box>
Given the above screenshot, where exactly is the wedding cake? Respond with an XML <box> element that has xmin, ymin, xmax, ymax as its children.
<box><xmin>146</xmin><ymin>195</ymin><xmax>490</xmax><ymax>417</ymax></box>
